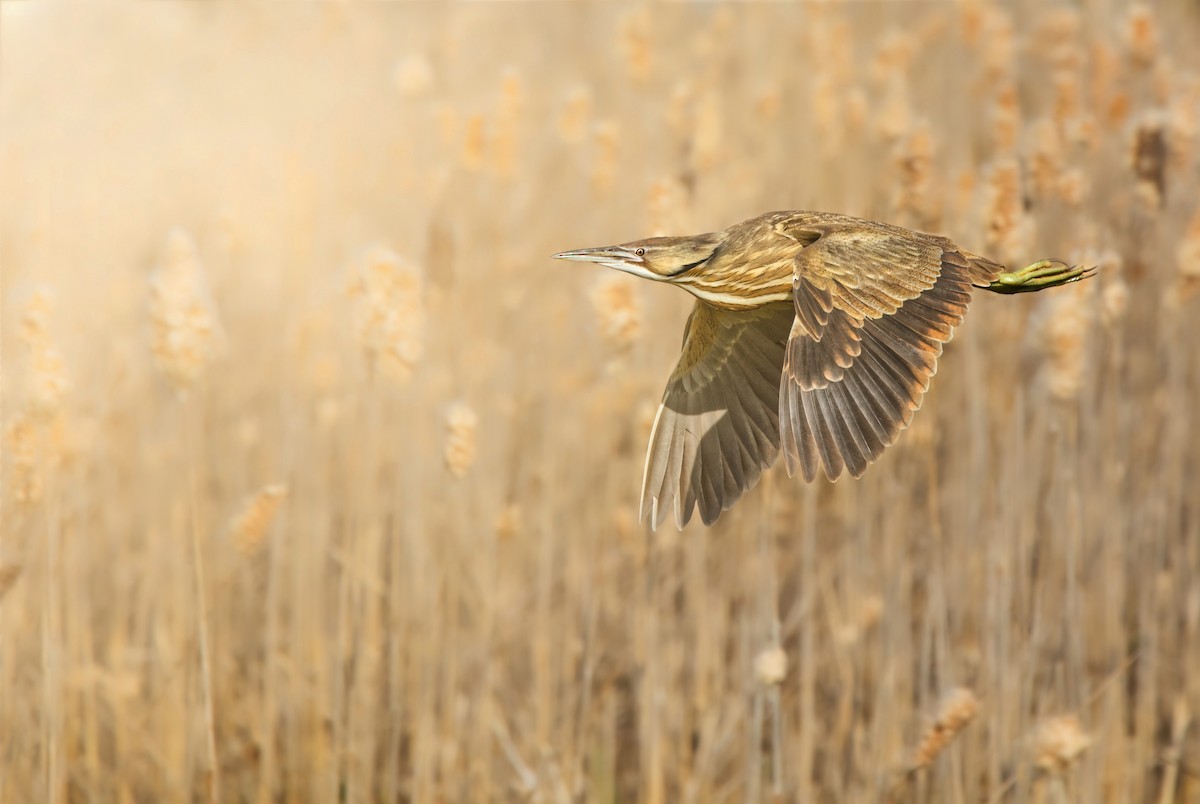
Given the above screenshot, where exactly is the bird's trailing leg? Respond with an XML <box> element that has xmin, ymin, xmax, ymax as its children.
<box><xmin>987</xmin><ymin>259</ymin><xmax>1096</xmax><ymax>294</ymax></box>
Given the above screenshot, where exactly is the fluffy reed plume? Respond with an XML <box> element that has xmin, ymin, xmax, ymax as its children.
<box><xmin>148</xmin><ymin>227</ymin><xmax>222</xmax><ymax>391</ymax></box>
<box><xmin>912</xmin><ymin>687</ymin><xmax>980</xmax><ymax>769</ymax></box>
<box><xmin>618</xmin><ymin>8</ymin><xmax>652</xmax><ymax>83</ymax></box>
<box><xmin>0</xmin><ymin>564</ymin><xmax>21</xmax><ymax>603</ymax></box>
<box><xmin>1052</xmin><ymin>73</ymin><xmax>1087</xmax><ymax>146</ymax></box>
<box><xmin>1125</xmin><ymin>4</ymin><xmax>1158</xmax><ymax>69</ymax></box>
<box><xmin>494</xmin><ymin>503</ymin><xmax>522</xmax><ymax>542</ymax></box>
<box><xmin>983</xmin><ymin>157</ymin><xmax>1034</xmax><ymax>261</ymax></box>
<box><xmin>461</xmin><ymin>113</ymin><xmax>485</xmax><ymax>170</ymax></box>
<box><xmin>491</xmin><ymin>70</ymin><xmax>524</xmax><ymax>179</ymax></box>
<box><xmin>689</xmin><ymin>91</ymin><xmax>723</xmax><ymax>173</ymax></box>
<box><xmin>892</xmin><ymin>122</ymin><xmax>941</xmax><ymax>231</ymax></box>
<box><xmin>980</xmin><ymin>7</ymin><xmax>1015</xmax><ymax>85</ymax></box>
<box><xmin>590</xmin><ymin>121</ymin><xmax>620</xmax><ymax>195</ymax></box>
<box><xmin>1131</xmin><ymin>114</ymin><xmax>1169</xmax><ymax>210</ymax></box>
<box><xmin>345</xmin><ymin>246</ymin><xmax>425</xmax><ymax>384</ymax></box>
<box><xmin>1176</xmin><ymin>207</ymin><xmax>1200</xmax><ymax>301</ymax></box>
<box><xmin>228</xmin><ymin>484</ymin><xmax>288</xmax><ymax>558</ymax></box>
<box><xmin>590</xmin><ymin>274</ymin><xmax>642</xmax><ymax>355</ymax></box>
<box><xmin>444</xmin><ymin>402</ymin><xmax>478</xmax><ymax>478</ymax></box>
<box><xmin>835</xmin><ymin>593</ymin><xmax>885</xmax><ymax>647</ymax></box>
<box><xmin>754</xmin><ymin>646</ymin><xmax>788</xmax><ymax>686</ymax></box>
<box><xmin>6</xmin><ymin>413</ymin><xmax>41</xmax><ymax>505</ymax></box>
<box><xmin>18</xmin><ymin>290</ymin><xmax>70</xmax><ymax>420</ymax></box>
<box><xmin>991</xmin><ymin>83</ymin><xmax>1020</xmax><ymax>154</ymax></box>
<box><xmin>1034</xmin><ymin>9</ymin><xmax>1082</xmax><ymax>71</ymax></box>
<box><xmin>393</xmin><ymin>54</ymin><xmax>433</xmax><ymax>98</ymax></box>
<box><xmin>557</xmin><ymin>86</ymin><xmax>591</xmax><ymax>145</ymax></box>
<box><xmin>1167</xmin><ymin>74</ymin><xmax>1200</xmax><ymax>170</ymax></box>
<box><xmin>645</xmin><ymin>177</ymin><xmax>688</xmax><ymax>237</ymax></box>
<box><xmin>1029</xmin><ymin>715</ymin><xmax>1092</xmax><ymax>773</ymax></box>
<box><xmin>1030</xmin><ymin>283</ymin><xmax>1094</xmax><ymax>402</ymax></box>
<box><xmin>876</xmin><ymin>76</ymin><xmax>911</xmax><ymax>144</ymax></box>
<box><xmin>754</xmin><ymin>86</ymin><xmax>781</xmax><ymax>123</ymax></box>
<box><xmin>869</xmin><ymin>31</ymin><xmax>915</xmax><ymax>88</ymax></box>
<box><xmin>1028</xmin><ymin>119</ymin><xmax>1064</xmax><ymax>201</ymax></box>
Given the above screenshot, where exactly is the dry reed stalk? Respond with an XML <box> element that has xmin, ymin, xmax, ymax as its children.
<box><xmin>228</xmin><ymin>484</ymin><xmax>288</xmax><ymax>557</ymax></box>
<box><xmin>444</xmin><ymin>402</ymin><xmax>478</xmax><ymax>478</ymax></box>
<box><xmin>912</xmin><ymin>687</ymin><xmax>980</xmax><ymax>769</ymax></box>
<box><xmin>148</xmin><ymin>228</ymin><xmax>221</xmax><ymax>392</ymax></box>
<box><xmin>345</xmin><ymin>246</ymin><xmax>425</xmax><ymax>385</ymax></box>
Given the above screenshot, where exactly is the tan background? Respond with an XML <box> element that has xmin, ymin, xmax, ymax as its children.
<box><xmin>3</xmin><ymin>2</ymin><xmax>1200</xmax><ymax>802</ymax></box>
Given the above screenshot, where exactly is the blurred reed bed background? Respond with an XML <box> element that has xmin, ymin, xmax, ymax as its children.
<box><xmin>3</xmin><ymin>2</ymin><xmax>1200</xmax><ymax>801</ymax></box>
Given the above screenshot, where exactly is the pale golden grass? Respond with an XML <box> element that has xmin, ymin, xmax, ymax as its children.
<box><xmin>3</xmin><ymin>4</ymin><xmax>1200</xmax><ymax>802</ymax></box>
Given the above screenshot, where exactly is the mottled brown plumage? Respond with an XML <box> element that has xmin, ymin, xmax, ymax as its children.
<box><xmin>555</xmin><ymin>210</ymin><xmax>1093</xmax><ymax>530</ymax></box>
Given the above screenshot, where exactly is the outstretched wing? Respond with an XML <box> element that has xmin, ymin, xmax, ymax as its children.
<box><xmin>778</xmin><ymin>216</ymin><xmax>1002</xmax><ymax>481</ymax></box>
<box><xmin>642</xmin><ymin>301</ymin><xmax>794</xmax><ymax>529</ymax></box>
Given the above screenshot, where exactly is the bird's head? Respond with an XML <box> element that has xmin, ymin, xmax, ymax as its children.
<box><xmin>553</xmin><ymin>232</ymin><xmax>725</xmax><ymax>283</ymax></box>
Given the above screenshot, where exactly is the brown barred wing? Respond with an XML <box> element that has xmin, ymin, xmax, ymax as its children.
<box><xmin>642</xmin><ymin>301</ymin><xmax>794</xmax><ymax>529</ymax></box>
<box><xmin>778</xmin><ymin>220</ymin><xmax>1001</xmax><ymax>481</ymax></box>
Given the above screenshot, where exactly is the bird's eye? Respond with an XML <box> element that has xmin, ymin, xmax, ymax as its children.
<box><xmin>635</xmin><ymin>248</ymin><xmax>645</xmax><ymax>257</ymax></box>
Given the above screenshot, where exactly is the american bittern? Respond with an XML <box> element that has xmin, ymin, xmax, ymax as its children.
<box><xmin>555</xmin><ymin>211</ymin><xmax>1094</xmax><ymax>529</ymax></box>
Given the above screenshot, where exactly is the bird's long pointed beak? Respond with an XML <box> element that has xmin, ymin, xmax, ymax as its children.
<box><xmin>552</xmin><ymin>247</ymin><xmax>639</xmax><ymax>264</ymax></box>
<box><xmin>553</xmin><ymin>246</ymin><xmax>658</xmax><ymax>282</ymax></box>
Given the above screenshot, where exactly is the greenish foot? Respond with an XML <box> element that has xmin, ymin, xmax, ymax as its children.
<box><xmin>987</xmin><ymin>259</ymin><xmax>1096</xmax><ymax>294</ymax></box>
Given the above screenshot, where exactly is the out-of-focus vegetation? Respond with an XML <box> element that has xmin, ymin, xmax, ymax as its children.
<box><xmin>3</xmin><ymin>3</ymin><xmax>1200</xmax><ymax>801</ymax></box>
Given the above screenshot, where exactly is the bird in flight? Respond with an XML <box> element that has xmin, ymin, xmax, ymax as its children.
<box><xmin>555</xmin><ymin>211</ymin><xmax>1094</xmax><ymax>530</ymax></box>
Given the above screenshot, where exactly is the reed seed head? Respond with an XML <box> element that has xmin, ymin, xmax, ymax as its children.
<box><xmin>913</xmin><ymin>687</ymin><xmax>980</xmax><ymax>769</ymax></box>
<box><xmin>590</xmin><ymin>274</ymin><xmax>642</xmax><ymax>357</ymax></box>
<box><xmin>229</xmin><ymin>484</ymin><xmax>288</xmax><ymax>557</ymax></box>
<box><xmin>148</xmin><ymin>227</ymin><xmax>222</xmax><ymax>392</ymax></box>
<box><xmin>754</xmin><ymin>645</ymin><xmax>788</xmax><ymax>686</ymax></box>
<box><xmin>19</xmin><ymin>290</ymin><xmax>70</xmax><ymax>420</ymax></box>
<box><xmin>1030</xmin><ymin>715</ymin><xmax>1092</xmax><ymax>773</ymax></box>
<box><xmin>346</xmin><ymin>246</ymin><xmax>425</xmax><ymax>385</ymax></box>
<box><xmin>444</xmin><ymin>402</ymin><xmax>478</xmax><ymax>478</ymax></box>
